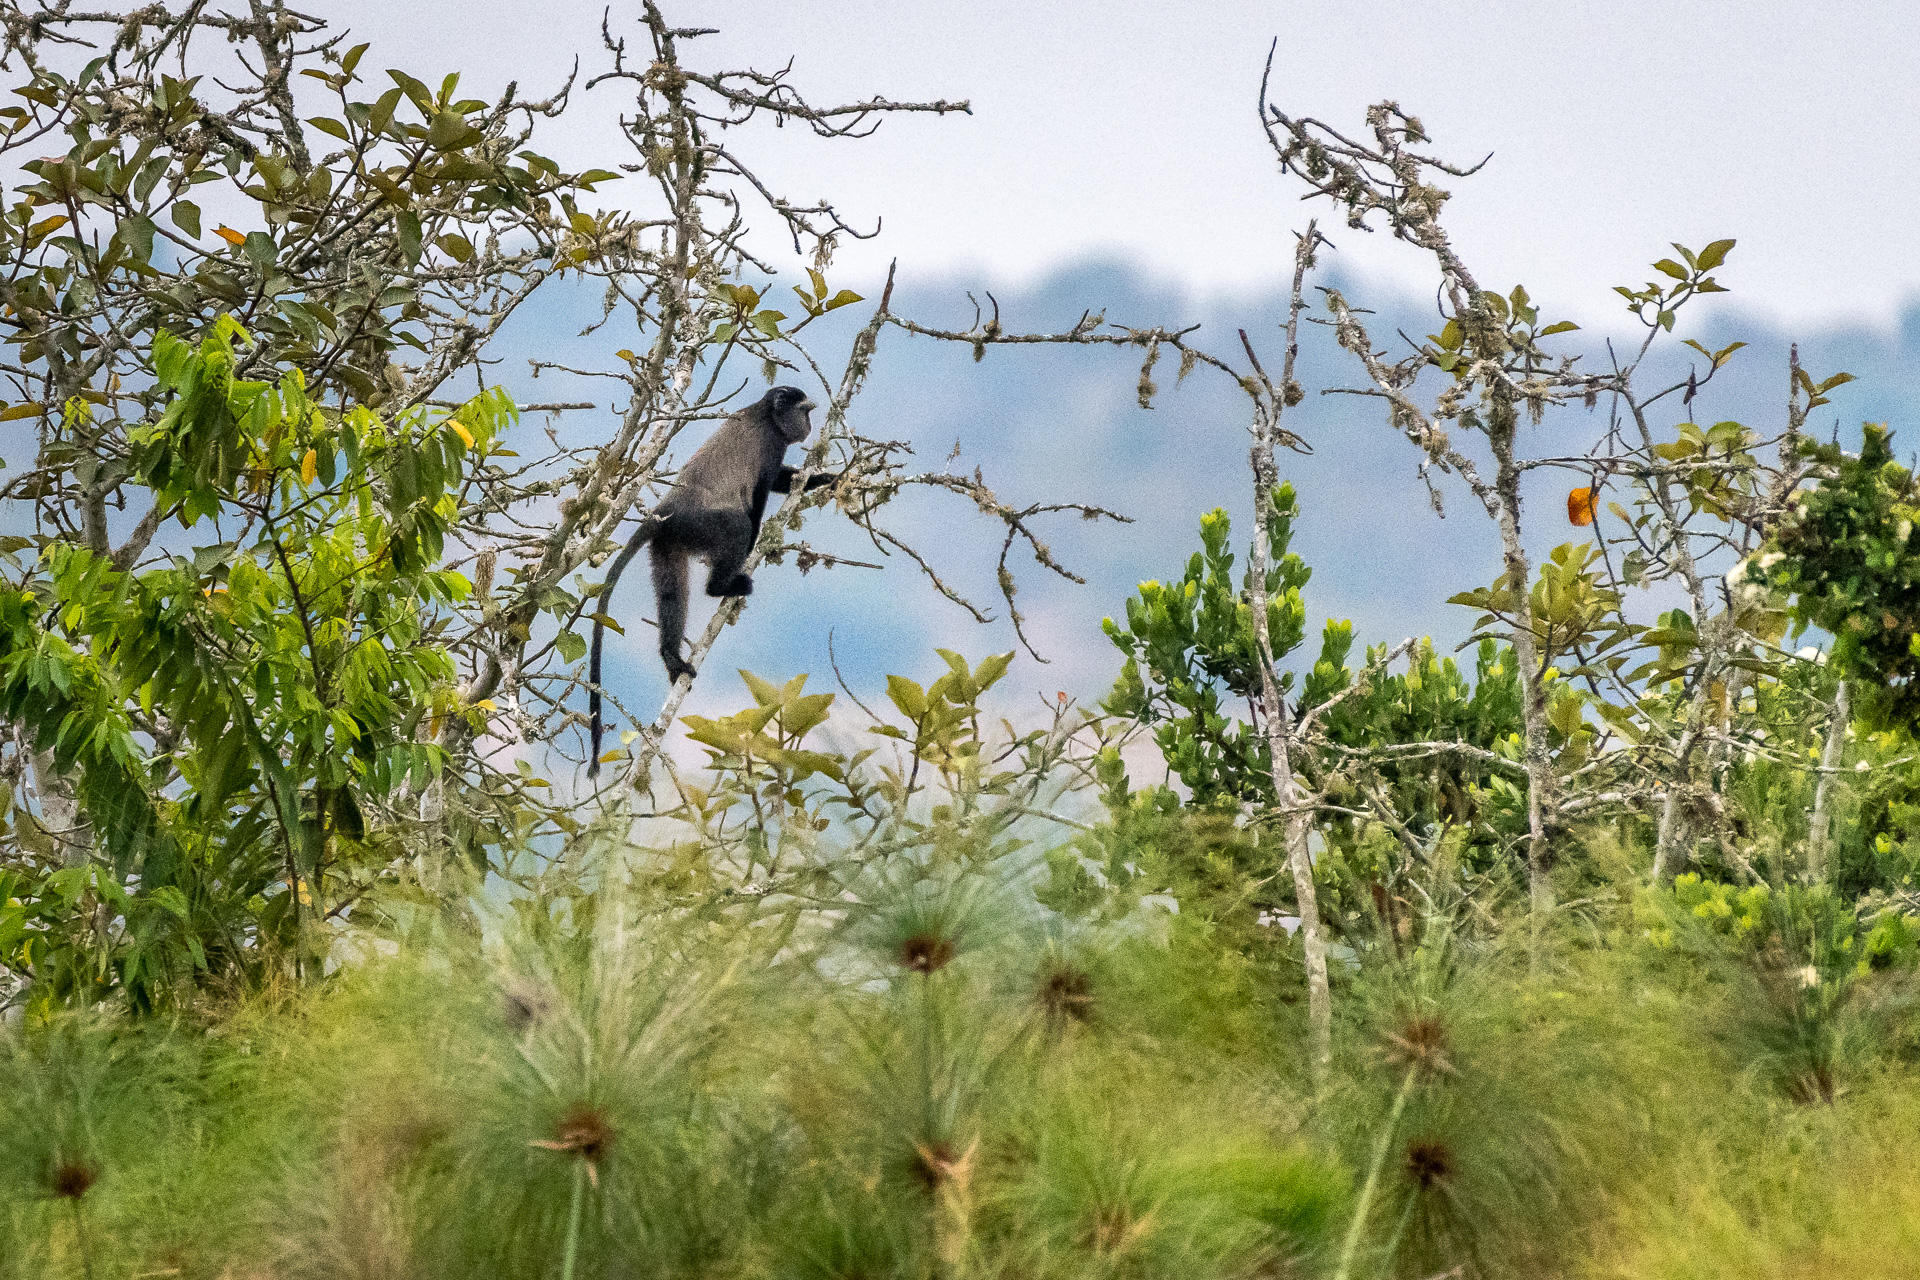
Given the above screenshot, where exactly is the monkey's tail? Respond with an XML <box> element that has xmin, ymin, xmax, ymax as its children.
<box><xmin>588</xmin><ymin>516</ymin><xmax>661</xmax><ymax>778</ymax></box>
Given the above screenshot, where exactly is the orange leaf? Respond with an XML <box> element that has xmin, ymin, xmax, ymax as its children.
<box><xmin>1567</xmin><ymin>487</ymin><xmax>1596</xmax><ymax>526</ymax></box>
<box><xmin>215</xmin><ymin>226</ymin><xmax>246</xmax><ymax>246</ymax></box>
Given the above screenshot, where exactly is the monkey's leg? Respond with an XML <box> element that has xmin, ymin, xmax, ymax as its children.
<box><xmin>695</xmin><ymin>510</ymin><xmax>756</xmax><ymax>598</ymax></box>
<box><xmin>650</xmin><ymin>537</ymin><xmax>696</xmax><ymax>682</ymax></box>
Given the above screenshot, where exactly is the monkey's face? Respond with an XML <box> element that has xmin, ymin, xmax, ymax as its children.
<box><xmin>767</xmin><ymin>385</ymin><xmax>816</xmax><ymax>443</ymax></box>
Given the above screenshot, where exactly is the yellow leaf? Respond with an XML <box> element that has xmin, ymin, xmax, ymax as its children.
<box><xmin>448</xmin><ymin>418</ymin><xmax>475</xmax><ymax>449</ymax></box>
<box><xmin>215</xmin><ymin>225</ymin><xmax>247</xmax><ymax>246</ymax></box>
<box><xmin>300</xmin><ymin>448</ymin><xmax>317</xmax><ymax>485</ymax></box>
<box><xmin>472</xmin><ymin>698</ymin><xmax>496</xmax><ymax>711</ymax></box>
<box><xmin>1566</xmin><ymin>487</ymin><xmax>1596</xmax><ymax>526</ymax></box>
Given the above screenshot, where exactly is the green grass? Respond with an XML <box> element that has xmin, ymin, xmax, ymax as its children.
<box><xmin>0</xmin><ymin>858</ymin><xmax>1915</xmax><ymax>1279</ymax></box>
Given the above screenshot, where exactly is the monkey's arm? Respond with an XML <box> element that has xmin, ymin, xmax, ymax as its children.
<box><xmin>771</xmin><ymin>466</ymin><xmax>842</xmax><ymax>494</ymax></box>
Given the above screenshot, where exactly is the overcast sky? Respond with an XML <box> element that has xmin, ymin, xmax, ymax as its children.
<box><xmin>326</xmin><ymin>0</ymin><xmax>1920</xmax><ymax>331</ymax></box>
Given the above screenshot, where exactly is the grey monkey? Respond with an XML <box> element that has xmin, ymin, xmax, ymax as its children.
<box><xmin>588</xmin><ymin>386</ymin><xmax>838</xmax><ymax>775</ymax></box>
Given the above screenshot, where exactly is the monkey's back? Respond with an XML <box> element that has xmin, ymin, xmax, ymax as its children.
<box><xmin>658</xmin><ymin>413</ymin><xmax>783</xmax><ymax>518</ymax></box>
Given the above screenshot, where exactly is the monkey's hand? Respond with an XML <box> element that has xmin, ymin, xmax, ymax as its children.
<box><xmin>773</xmin><ymin>465</ymin><xmax>846</xmax><ymax>495</ymax></box>
<box><xmin>708</xmin><ymin>573</ymin><xmax>754</xmax><ymax>598</ymax></box>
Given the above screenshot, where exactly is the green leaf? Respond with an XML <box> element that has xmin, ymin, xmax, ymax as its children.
<box><xmin>1695</xmin><ymin>238</ymin><xmax>1736</xmax><ymax>271</ymax></box>
<box><xmin>972</xmin><ymin>651</ymin><xmax>1013</xmax><ymax>691</ymax></box>
<box><xmin>170</xmin><ymin>200</ymin><xmax>201</xmax><ymax>238</ymax></box>
<box><xmin>1652</xmin><ymin>259</ymin><xmax>1689</xmax><ymax>280</ymax></box>
<box><xmin>427</xmin><ymin>111</ymin><xmax>479</xmax><ymax>151</ymax></box>
<box><xmin>783</xmin><ymin>692</ymin><xmax>835</xmax><ymax>737</ymax></box>
<box><xmin>148</xmin><ymin>885</ymin><xmax>191</xmax><ymax>920</ymax></box>
<box><xmin>555</xmin><ymin>630</ymin><xmax>585</xmax><ymax>664</ymax></box>
<box><xmin>133</xmin><ymin>153</ymin><xmax>169</xmax><ymax>203</ymax></box>
<box><xmin>886</xmin><ymin>675</ymin><xmax>927</xmax><ymax>721</ymax></box>
<box><xmin>242</xmin><ymin>230</ymin><xmax>277</xmax><ymax>271</ymax></box>
<box><xmin>396</xmin><ymin>210</ymin><xmax>422</xmax><ymax>266</ymax></box>
<box><xmin>740</xmin><ymin>669</ymin><xmax>783</xmax><ymax>707</ymax></box>
<box><xmin>386</xmin><ymin>69</ymin><xmax>435</xmax><ymax>115</ymax></box>
<box><xmin>369</xmin><ymin>86</ymin><xmax>404</xmax><ymax>134</ymax></box>
<box><xmin>118</xmin><ymin>213</ymin><xmax>156</xmax><ymax>263</ymax></box>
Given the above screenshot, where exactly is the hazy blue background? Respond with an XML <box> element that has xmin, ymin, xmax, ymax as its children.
<box><xmin>331</xmin><ymin>1</ymin><xmax>1920</xmax><ymax>331</ymax></box>
<box><xmin>52</xmin><ymin>1</ymin><xmax>1920</xmax><ymax>753</ymax></box>
<box><xmin>496</xmin><ymin>264</ymin><xmax>1916</xmax><ymax>751</ymax></box>
<box><xmin>331</xmin><ymin>0</ymin><xmax>1920</xmax><ymax>750</ymax></box>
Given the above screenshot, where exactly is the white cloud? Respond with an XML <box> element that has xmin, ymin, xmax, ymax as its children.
<box><xmin>331</xmin><ymin>0</ymin><xmax>1920</xmax><ymax>329</ymax></box>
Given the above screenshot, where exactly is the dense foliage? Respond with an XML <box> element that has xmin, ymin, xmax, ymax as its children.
<box><xmin>0</xmin><ymin>322</ymin><xmax>503</xmax><ymax>1009</ymax></box>
<box><xmin>1761</xmin><ymin>422</ymin><xmax>1920</xmax><ymax>724</ymax></box>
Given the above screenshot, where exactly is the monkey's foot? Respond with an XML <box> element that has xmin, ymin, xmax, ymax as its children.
<box><xmin>708</xmin><ymin>573</ymin><xmax>754</xmax><ymax>598</ymax></box>
<box><xmin>662</xmin><ymin>653</ymin><xmax>697</xmax><ymax>682</ymax></box>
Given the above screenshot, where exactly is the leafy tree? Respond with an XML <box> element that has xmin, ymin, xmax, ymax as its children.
<box><xmin>0</xmin><ymin>3</ymin><xmax>621</xmax><ymax>1007</ymax></box>
<box><xmin>0</xmin><ymin>4</ymin><xmax>1114</xmax><ymax>1009</ymax></box>
<box><xmin>1761</xmin><ymin>423</ymin><xmax>1920</xmax><ymax>726</ymax></box>
<box><xmin>1316</xmin><ymin>638</ymin><xmax>1523</xmax><ymax>875</ymax></box>
<box><xmin>1101</xmin><ymin>496</ymin><xmax>1528</xmax><ymax>954</ymax></box>
<box><xmin>0</xmin><ymin>321</ymin><xmax>505</xmax><ymax>1007</ymax></box>
<box><xmin>1101</xmin><ymin>488</ymin><xmax>1346</xmax><ymax>810</ymax></box>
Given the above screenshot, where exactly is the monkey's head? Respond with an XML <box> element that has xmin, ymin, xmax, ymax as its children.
<box><xmin>763</xmin><ymin>385</ymin><xmax>817</xmax><ymax>443</ymax></box>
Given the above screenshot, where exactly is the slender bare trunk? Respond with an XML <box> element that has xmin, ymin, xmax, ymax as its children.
<box><xmin>1808</xmin><ymin>679</ymin><xmax>1849</xmax><ymax>881</ymax></box>
<box><xmin>28</xmin><ymin>747</ymin><xmax>90</xmax><ymax>868</ymax></box>
<box><xmin>1240</xmin><ymin>227</ymin><xmax>1331</xmax><ymax>1073</ymax></box>
<box><xmin>1485</xmin><ymin>391</ymin><xmax>1555</xmax><ymax>918</ymax></box>
<box><xmin>1262</xmin><ymin>684</ymin><xmax>1332</xmax><ymax>1070</ymax></box>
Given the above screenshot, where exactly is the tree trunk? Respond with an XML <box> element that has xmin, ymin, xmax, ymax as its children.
<box><xmin>1486</xmin><ymin>392</ymin><xmax>1556</xmax><ymax>918</ymax></box>
<box><xmin>28</xmin><ymin>746</ymin><xmax>91</xmax><ymax>868</ymax></box>
<box><xmin>1238</xmin><ymin>228</ymin><xmax>1332</xmax><ymax>1074</ymax></box>
<box><xmin>1808</xmin><ymin>679</ymin><xmax>1849</xmax><ymax>881</ymax></box>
